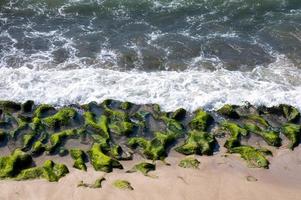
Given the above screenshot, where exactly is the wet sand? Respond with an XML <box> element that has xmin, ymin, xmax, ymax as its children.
<box><xmin>1</xmin><ymin>146</ymin><xmax>301</xmax><ymax>200</ymax></box>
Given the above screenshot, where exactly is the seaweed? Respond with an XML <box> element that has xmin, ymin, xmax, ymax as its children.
<box><xmin>178</xmin><ymin>156</ymin><xmax>200</xmax><ymax>169</ymax></box>
<box><xmin>112</xmin><ymin>180</ymin><xmax>133</xmax><ymax>190</ymax></box>
<box><xmin>126</xmin><ymin>162</ymin><xmax>156</xmax><ymax>176</ymax></box>
<box><xmin>43</xmin><ymin>108</ymin><xmax>77</xmax><ymax>129</ymax></box>
<box><xmin>175</xmin><ymin>130</ymin><xmax>215</xmax><ymax>155</ymax></box>
<box><xmin>282</xmin><ymin>123</ymin><xmax>301</xmax><ymax>150</ymax></box>
<box><xmin>221</xmin><ymin>121</ymin><xmax>248</xmax><ymax>149</ymax></box>
<box><xmin>70</xmin><ymin>148</ymin><xmax>87</xmax><ymax>171</ymax></box>
<box><xmin>217</xmin><ymin>104</ymin><xmax>239</xmax><ymax>119</ymax></box>
<box><xmin>189</xmin><ymin>109</ymin><xmax>213</xmax><ymax>131</ymax></box>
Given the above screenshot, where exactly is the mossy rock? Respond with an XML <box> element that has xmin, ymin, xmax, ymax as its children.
<box><xmin>109</xmin><ymin>121</ymin><xmax>134</xmax><ymax>136</ymax></box>
<box><xmin>267</xmin><ymin>104</ymin><xmax>300</xmax><ymax>123</ymax></box>
<box><xmin>244</xmin><ymin>123</ymin><xmax>281</xmax><ymax>147</ymax></box>
<box><xmin>0</xmin><ymin>101</ymin><xmax>21</xmax><ymax>112</ymax></box>
<box><xmin>244</xmin><ymin>114</ymin><xmax>269</xmax><ymax>129</ymax></box>
<box><xmin>217</xmin><ymin>104</ymin><xmax>239</xmax><ymax>119</ymax></box>
<box><xmin>161</xmin><ymin>116</ymin><xmax>184</xmax><ymax>137</ymax></box>
<box><xmin>42</xmin><ymin>160</ymin><xmax>69</xmax><ymax>182</ymax></box>
<box><xmin>43</xmin><ymin>108</ymin><xmax>77</xmax><ymax>129</ymax></box>
<box><xmin>171</xmin><ymin>108</ymin><xmax>187</xmax><ymax>121</ymax></box>
<box><xmin>112</xmin><ymin>180</ymin><xmax>133</xmax><ymax>190</ymax></box>
<box><xmin>22</xmin><ymin>133</ymin><xmax>36</xmax><ymax>150</ymax></box>
<box><xmin>32</xmin><ymin>141</ymin><xmax>45</xmax><ymax>155</ymax></box>
<box><xmin>78</xmin><ymin>177</ymin><xmax>106</xmax><ymax>188</ymax></box>
<box><xmin>84</xmin><ymin>112</ymin><xmax>110</xmax><ymax>138</ymax></box>
<box><xmin>34</xmin><ymin>104</ymin><xmax>55</xmax><ymax>118</ymax></box>
<box><xmin>127</xmin><ymin>162</ymin><xmax>155</xmax><ymax>176</ymax></box>
<box><xmin>70</xmin><ymin>148</ymin><xmax>87</xmax><ymax>171</ymax></box>
<box><xmin>282</xmin><ymin>123</ymin><xmax>301</xmax><ymax>150</ymax></box>
<box><xmin>47</xmin><ymin>129</ymin><xmax>78</xmax><ymax>153</ymax></box>
<box><xmin>189</xmin><ymin>109</ymin><xmax>213</xmax><ymax>131</ymax></box>
<box><xmin>128</xmin><ymin>132</ymin><xmax>176</xmax><ymax>160</ymax></box>
<box><xmin>229</xmin><ymin>145</ymin><xmax>271</xmax><ymax>168</ymax></box>
<box><xmin>178</xmin><ymin>156</ymin><xmax>200</xmax><ymax>169</ymax></box>
<box><xmin>120</xmin><ymin>102</ymin><xmax>133</xmax><ymax>110</ymax></box>
<box><xmin>221</xmin><ymin>121</ymin><xmax>248</xmax><ymax>149</ymax></box>
<box><xmin>0</xmin><ymin>149</ymin><xmax>33</xmax><ymax>178</ymax></box>
<box><xmin>175</xmin><ymin>130</ymin><xmax>215</xmax><ymax>156</ymax></box>
<box><xmin>88</xmin><ymin>143</ymin><xmax>123</xmax><ymax>173</ymax></box>
<box><xmin>21</xmin><ymin>100</ymin><xmax>34</xmax><ymax>113</ymax></box>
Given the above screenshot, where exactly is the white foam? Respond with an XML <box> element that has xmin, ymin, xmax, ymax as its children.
<box><xmin>0</xmin><ymin>56</ymin><xmax>301</xmax><ymax>112</ymax></box>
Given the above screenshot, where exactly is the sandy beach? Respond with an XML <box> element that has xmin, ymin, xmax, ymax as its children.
<box><xmin>1</xmin><ymin>145</ymin><xmax>301</xmax><ymax>200</ymax></box>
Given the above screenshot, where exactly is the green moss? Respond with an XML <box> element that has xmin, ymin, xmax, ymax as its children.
<box><xmin>120</xmin><ymin>102</ymin><xmax>132</xmax><ymax>110</ymax></box>
<box><xmin>171</xmin><ymin>108</ymin><xmax>186</xmax><ymax>121</ymax></box>
<box><xmin>0</xmin><ymin>149</ymin><xmax>33</xmax><ymax>178</ymax></box>
<box><xmin>70</xmin><ymin>149</ymin><xmax>87</xmax><ymax>171</ymax></box>
<box><xmin>10</xmin><ymin>116</ymin><xmax>28</xmax><ymax>139</ymax></box>
<box><xmin>84</xmin><ymin>112</ymin><xmax>110</xmax><ymax>138</ymax></box>
<box><xmin>128</xmin><ymin>132</ymin><xmax>176</xmax><ymax>160</ymax></box>
<box><xmin>112</xmin><ymin>180</ymin><xmax>133</xmax><ymax>190</ymax></box>
<box><xmin>244</xmin><ymin>123</ymin><xmax>281</xmax><ymax>147</ymax></box>
<box><xmin>161</xmin><ymin>116</ymin><xmax>184</xmax><ymax>137</ymax></box>
<box><xmin>78</xmin><ymin>177</ymin><xmax>106</xmax><ymax>188</ymax></box>
<box><xmin>221</xmin><ymin>121</ymin><xmax>248</xmax><ymax>149</ymax></box>
<box><xmin>88</xmin><ymin>143</ymin><xmax>123</xmax><ymax>173</ymax></box>
<box><xmin>109</xmin><ymin>121</ymin><xmax>134</xmax><ymax>136</ymax></box>
<box><xmin>189</xmin><ymin>109</ymin><xmax>213</xmax><ymax>131</ymax></box>
<box><xmin>47</xmin><ymin>129</ymin><xmax>77</xmax><ymax>153</ymax></box>
<box><xmin>245</xmin><ymin>114</ymin><xmax>269</xmax><ymax>129</ymax></box>
<box><xmin>282</xmin><ymin>123</ymin><xmax>301</xmax><ymax>149</ymax></box>
<box><xmin>229</xmin><ymin>145</ymin><xmax>271</xmax><ymax>168</ymax></box>
<box><xmin>217</xmin><ymin>104</ymin><xmax>239</xmax><ymax>118</ymax></box>
<box><xmin>0</xmin><ymin>101</ymin><xmax>21</xmax><ymax>112</ymax></box>
<box><xmin>127</xmin><ymin>162</ymin><xmax>155</xmax><ymax>176</ymax></box>
<box><xmin>15</xmin><ymin>167</ymin><xmax>43</xmax><ymax>181</ymax></box>
<box><xmin>43</xmin><ymin>108</ymin><xmax>77</xmax><ymax>129</ymax></box>
<box><xmin>34</xmin><ymin>104</ymin><xmax>55</xmax><ymax>118</ymax></box>
<box><xmin>42</xmin><ymin>160</ymin><xmax>69</xmax><ymax>182</ymax></box>
<box><xmin>104</xmin><ymin>106</ymin><xmax>129</xmax><ymax>122</ymax></box>
<box><xmin>22</xmin><ymin>133</ymin><xmax>35</xmax><ymax>150</ymax></box>
<box><xmin>282</xmin><ymin>105</ymin><xmax>300</xmax><ymax>122</ymax></box>
<box><xmin>175</xmin><ymin>130</ymin><xmax>215</xmax><ymax>155</ymax></box>
<box><xmin>178</xmin><ymin>156</ymin><xmax>200</xmax><ymax>169</ymax></box>
<box><xmin>32</xmin><ymin>141</ymin><xmax>45</xmax><ymax>155</ymax></box>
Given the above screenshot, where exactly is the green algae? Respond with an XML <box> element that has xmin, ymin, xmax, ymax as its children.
<box><xmin>22</xmin><ymin>133</ymin><xmax>35</xmax><ymax>150</ymax></box>
<box><xmin>189</xmin><ymin>109</ymin><xmax>213</xmax><ymax>131</ymax></box>
<box><xmin>41</xmin><ymin>160</ymin><xmax>69</xmax><ymax>182</ymax></box>
<box><xmin>244</xmin><ymin>123</ymin><xmax>281</xmax><ymax>147</ymax></box>
<box><xmin>175</xmin><ymin>130</ymin><xmax>215</xmax><ymax>156</ymax></box>
<box><xmin>109</xmin><ymin>121</ymin><xmax>134</xmax><ymax>136</ymax></box>
<box><xmin>128</xmin><ymin>132</ymin><xmax>176</xmax><ymax>160</ymax></box>
<box><xmin>217</xmin><ymin>104</ymin><xmax>239</xmax><ymax>119</ymax></box>
<box><xmin>43</xmin><ymin>108</ymin><xmax>77</xmax><ymax>129</ymax></box>
<box><xmin>84</xmin><ymin>112</ymin><xmax>110</xmax><ymax>138</ymax></box>
<box><xmin>34</xmin><ymin>104</ymin><xmax>55</xmax><ymax>118</ymax></box>
<box><xmin>32</xmin><ymin>141</ymin><xmax>45</xmax><ymax>155</ymax></box>
<box><xmin>113</xmin><ymin>179</ymin><xmax>133</xmax><ymax>190</ymax></box>
<box><xmin>221</xmin><ymin>121</ymin><xmax>248</xmax><ymax>149</ymax></box>
<box><xmin>161</xmin><ymin>115</ymin><xmax>184</xmax><ymax>136</ymax></box>
<box><xmin>48</xmin><ymin>129</ymin><xmax>78</xmax><ymax>153</ymax></box>
<box><xmin>178</xmin><ymin>156</ymin><xmax>200</xmax><ymax>169</ymax></box>
<box><xmin>0</xmin><ymin>149</ymin><xmax>33</xmax><ymax>178</ymax></box>
<box><xmin>120</xmin><ymin>102</ymin><xmax>132</xmax><ymax>110</ymax></box>
<box><xmin>78</xmin><ymin>177</ymin><xmax>106</xmax><ymax>188</ymax></box>
<box><xmin>229</xmin><ymin>145</ymin><xmax>271</xmax><ymax>168</ymax></box>
<box><xmin>88</xmin><ymin>143</ymin><xmax>123</xmax><ymax>173</ymax></box>
<box><xmin>70</xmin><ymin>148</ymin><xmax>87</xmax><ymax>171</ymax></box>
<box><xmin>127</xmin><ymin>162</ymin><xmax>155</xmax><ymax>176</ymax></box>
<box><xmin>282</xmin><ymin>123</ymin><xmax>301</xmax><ymax>149</ymax></box>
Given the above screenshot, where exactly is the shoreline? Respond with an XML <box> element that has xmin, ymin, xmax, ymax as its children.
<box><xmin>1</xmin><ymin>148</ymin><xmax>301</xmax><ymax>200</ymax></box>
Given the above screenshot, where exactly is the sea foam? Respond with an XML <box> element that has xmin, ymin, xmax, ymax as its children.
<box><xmin>1</xmin><ymin>56</ymin><xmax>300</xmax><ymax>112</ymax></box>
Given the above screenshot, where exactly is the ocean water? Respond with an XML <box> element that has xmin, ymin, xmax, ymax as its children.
<box><xmin>0</xmin><ymin>0</ymin><xmax>301</xmax><ymax>111</ymax></box>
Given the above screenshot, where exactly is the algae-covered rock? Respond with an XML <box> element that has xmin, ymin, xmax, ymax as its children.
<box><xmin>221</xmin><ymin>121</ymin><xmax>248</xmax><ymax>149</ymax></box>
<box><xmin>171</xmin><ymin>108</ymin><xmax>187</xmax><ymax>121</ymax></box>
<box><xmin>43</xmin><ymin>108</ymin><xmax>77</xmax><ymax>129</ymax></box>
<box><xmin>282</xmin><ymin>123</ymin><xmax>301</xmax><ymax>150</ymax></box>
<box><xmin>127</xmin><ymin>162</ymin><xmax>155</xmax><ymax>176</ymax></box>
<box><xmin>112</xmin><ymin>179</ymin><xmax>133</xmax><ymax>190</ymax></box>
<box><xmin>0</xmin><ymin>149</ymin><xmax>33</xmax><ymax>178</ymax></box>
<box><xmin>47</xmin><ymin>129</ymin><xmax>78</xmax><ymax>153</ymax></box>
<box><xmin>32</xmin><ymin>141</ymin><xmax>45</xmax><ymax>155</ymax></box>
<box><xmin>244</xmin><ymin>123</ymin><xmax>281</xmax><ymax>147</ymax></box>
<box><xmin>128</xmin><ymin>132</ymin><xmax>176</xmax><ymax>160</ymax></box>
<box><xmin>78</xmin><ymin>177</ymin><xmax>106</xmax><ymax>188</ymax></box>
<box><xmin>267</xmin><ymin>104</ymin><xmax>300</xmax><ymax>123</ymax></box>
<box><xmin>175</xmin><ymin>130</ymin><xmax>215</xmax><ymax>155</ymax></box>
<box><xmin>70</xmin><ymin>148</ymin><xmax>87</xmax><ymax>171</ymax></box>
<box><xmin>88</xmin><ymin>143</ymin><xmax>123</xmax><ymax>173</ymax></box>
<box><xmin>229</xmin><ymin>145</ymin><xmax>271</xmax><ymax>168</ymax></box>
<box><xmin>0</xmin><ymin>101</ymin><xmax>21</xmax><ymax>112</ymax></box>
<box><xmin>21</xmin><ymin>100</ymin><xmax>34</xmax><ymax>113</ymax></box>
<box><xmin>189</xmin><ymin>109</ymin><xmax>213</xmax><ymax>131</ymax></box>
<box><xmin>178</xmin><ymin>156</ymin><xmax>200</xmax><ymax>169</ymax></box>
<box><xmin>22</xmin><ymin>133</ymin><xmax>35</xmax><ymax>150</ymax></box>
<box><xmin>42</xmin><ymin>160</ymin><xmax>69</xmax><ymax>182</ymax></box>
<box><xmin>84</xmin><ymin>112</ymin><xmax>110</xmax><ymax>138</ymax></box>
<box><xmin>217</xmin><ymin>104</ymin><xmax>239</xmax><ymax>119</ymax></box>
<box><xmin>161</xmin><ymin>116</ymin><xmax>184</xmax><ymax>137</ymax></box>
<box><xmin>120</xmin><ymin>102</ymin><xmax>133</xmax><ymax>110</ymax></box>
<box><xmin>34</xmin><ymin>104</ymin><xmax>55</xmax><ymax>118</ymax></box>
<box><xmin>109</xmin><ymin>121</ymin><xmax>134</xmax><ymax>136</ymax></box>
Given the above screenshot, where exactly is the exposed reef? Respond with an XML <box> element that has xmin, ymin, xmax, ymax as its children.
<box><xmin>0</xmin><ymin>100</ymin><xmax>300</xmax><ymax>182</ymax></box>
